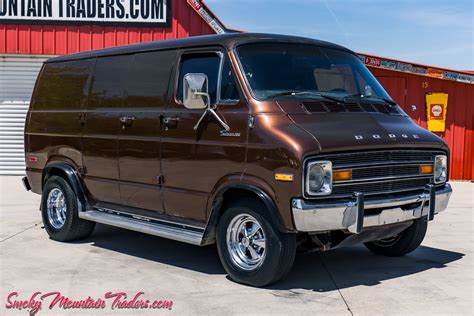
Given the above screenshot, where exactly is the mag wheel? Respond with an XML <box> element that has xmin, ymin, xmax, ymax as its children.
<box><xmin>217</xmin><ymin>198</ymin><xmax>296</xmax><ymax>287</ymax></box>
<box><xmin>226</xmin><ymin>213</ymin><xmax>267</xmax><ymax>271</ymax></box>
<box><xmin>41</xmin><ymin>176</ymin><xmax>95</xmax><ymax>242</ymax></box>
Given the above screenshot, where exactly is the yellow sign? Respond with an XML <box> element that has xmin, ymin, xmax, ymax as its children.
<box><xmin>426</xmin><ymin>93</ymin><xmax>448</xmax><ymax>132</ymax></box>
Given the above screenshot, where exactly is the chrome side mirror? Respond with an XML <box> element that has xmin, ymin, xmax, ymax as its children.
<box><xmin>183</xmin><ymin>73</ymin><xmax>209</xmax><ymax>110</ymax></box>
<box><xmin>183</xmin><ymin>73</ymin><xmax>230</xmax><ymax>131</ymax></box>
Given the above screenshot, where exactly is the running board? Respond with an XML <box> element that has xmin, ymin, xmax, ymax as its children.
<box><xmin>78</xmin><ymin>209</ymin><xmax>204</xmax><ymax>245</ymax></box>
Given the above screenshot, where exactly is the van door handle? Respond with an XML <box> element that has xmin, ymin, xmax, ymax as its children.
<box><xmin>162</xmin><ymin>117</ymin><xmax>179</xmax><ymax>130</ymax></box>
<box><xmin>78</xmin><ymin>113</ymin><xmax>87</xmax><ymax>126</ymax></box>
<box><xmin>120</xmin><ymin>116</ymin><xmax>136</xmax><ymax>129</ymax></box>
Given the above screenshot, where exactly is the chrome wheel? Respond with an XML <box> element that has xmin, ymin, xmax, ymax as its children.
<box><xmin>226</xmin><ymin>213</ymin><xmax>266</xmax><ymax>271</ymax></box>
<box><xmin>46</xmin><ymin>188</ymin><xmax>67</xmax><ymax>229</ymax></box>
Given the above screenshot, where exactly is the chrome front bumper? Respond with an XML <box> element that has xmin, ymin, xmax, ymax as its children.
<box><xmin>292</xmin><ymin>183</ymin><xmax>452</xmax><ymax>233</ymax></box>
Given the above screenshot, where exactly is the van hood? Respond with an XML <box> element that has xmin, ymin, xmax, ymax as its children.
<box><xmin>276</xmin><ymin>101</ymin><xmax>446</xmax><ymax>153</ymax></box>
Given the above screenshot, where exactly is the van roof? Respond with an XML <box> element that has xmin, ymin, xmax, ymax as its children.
<box><xmin>46</xmin><ymin>33</ymin><xmax>353</xmax><ymax>63</ymax></box>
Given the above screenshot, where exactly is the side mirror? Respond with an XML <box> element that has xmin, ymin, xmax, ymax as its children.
<box><xmin>183</xmin><ymin>73</ymin><xmax>209</xmax><ymax>109</ymax></box>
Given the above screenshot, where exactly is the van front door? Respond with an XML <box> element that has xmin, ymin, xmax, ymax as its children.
<box><xmin>161</xmin><ymin>49</ymin><xmax>248</xmax><ymax>222</ymax></box>
<box><xmin>118</xmin><ymin>50</ymin><xmax>176</xmax><ymax>213</ymax></box>
<box><xmin>82</xmin><ymin>55</ymin><xmax>131</xmax><ymax>204</ymax></box>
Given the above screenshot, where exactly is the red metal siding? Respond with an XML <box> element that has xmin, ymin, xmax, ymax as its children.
<box><xmin>0</xmin><ymin>0</ymin><xmax>214</xmax><ymax>55</ymax></box>
<box><xmin>370</xmin><ymin>67</ymin><xmax>474</xmax><ymax>181</ymax></box>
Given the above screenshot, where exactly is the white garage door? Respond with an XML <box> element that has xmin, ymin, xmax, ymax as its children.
<box><xmin>0</xmin><ymin>55</ymin><xmax>51</xmax><ymax>175</ymax></box>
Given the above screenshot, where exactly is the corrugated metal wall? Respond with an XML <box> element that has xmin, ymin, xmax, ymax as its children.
<box><xmin>0</xmin><ymin>56</ymin><xmax>50</xmax><ymax>175</ymax></box>
<box><xmin>0</xmin><ymin>0</ymin><xmax>214</xmax><ymax>55</ymax></box>
<box><xmin>370</xmin><ymin>67</ymin><xmax>474</xmax><ymax>181</ymax></box>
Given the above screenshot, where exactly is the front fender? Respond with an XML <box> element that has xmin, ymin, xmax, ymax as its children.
<box><xmin>201</xmin><ymin>174</ymin><xmax>295</xmax><ymax>245</ymax></box>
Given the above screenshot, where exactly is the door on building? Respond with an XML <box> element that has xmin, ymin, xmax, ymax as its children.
<box><xmin>0</xmin><ymin>56</ymin><xmax>50</xmax><ymax>175</ymax></box>
<box><xmin>160</xmin><ymin>49</ymin><xmax>247</xmax><ymax>222</ymax></box>
<box><xmin>82</xmin><ymin>56</ymin><xmax>130</xmax><ymax>204</ymax></box>
<box><xmin>118</xmin><ymin>50</ymin><xmax>176</xmax><ymax>213</ymax></box>
<box><xmin>376</xmin><ymin>76</ymin><xmax>407</xmax><ymax>110</ymax></box>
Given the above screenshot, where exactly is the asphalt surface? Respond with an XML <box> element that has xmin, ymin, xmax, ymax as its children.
<box><xmin>0</xmin><ymin>177</ymin><xmax>472</xmax><ymax>315</ymax></box>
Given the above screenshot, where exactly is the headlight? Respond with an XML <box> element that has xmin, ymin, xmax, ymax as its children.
<box><xmin>434</xmin><ymin>155</ymin><xmax>447</xmax><ymax>184</ymax></box>
<box><xmin>306</xmin><ymin>161</ymin><xmax>332</xmax><ymax>196</ymax></box>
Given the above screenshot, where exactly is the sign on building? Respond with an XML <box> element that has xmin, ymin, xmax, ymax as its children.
<box><xmin>0</xmin><ymin>0</ymin><xmax>169</xmax><ymax>26</ymax></box>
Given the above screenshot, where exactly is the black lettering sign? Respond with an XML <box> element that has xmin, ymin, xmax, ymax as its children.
<box><xmin>0</xmin><ymin>0</ymin><xmax>169</xmax><ymax>25</ymax></box>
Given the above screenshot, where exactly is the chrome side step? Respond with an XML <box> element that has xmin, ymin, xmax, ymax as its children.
<box><xmin>78</xmin><ymin>209</ymin><xmax>204</xmax><ymax>245</ymax></box>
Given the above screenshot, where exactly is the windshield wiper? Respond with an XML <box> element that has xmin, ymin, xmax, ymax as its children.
<box><xmin>344</xmin><ymin>94</ymin><xmax>397</xmax><ymax>106</ymax></box>
<box><xmin>267</xmin><ymin>91</ymin><xmax>343</xmax><ymax>103</ymax></box>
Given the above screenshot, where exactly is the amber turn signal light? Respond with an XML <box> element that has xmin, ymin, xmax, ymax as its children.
<box><xmin>275</xmin><ymin>173</ymin><xmax>294</xmax><ymax>182</ymax></box>
<box><xmin>420</xmin><ymin>164</ymin><xmax>434</xmax><ymax>174</ymax></box>
<box><xmin>333</xmin><ymin>170</ymin><xmax>352</xmax><ymax>182</ymax></box>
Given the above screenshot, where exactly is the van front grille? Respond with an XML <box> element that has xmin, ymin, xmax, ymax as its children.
<box><xmin>351</xmin><ymin>164</ymin><xmax>424</xmax><ymax>180</ymax></box>
<box><xmin>332</xmin><ymin>177</ymin><xmax>432</xmax><ymax>196</ymax></box>
<box><xmin>306</xmin><ymin>150</ymin><xmax>446</xmax><ymax>198</ymax></box>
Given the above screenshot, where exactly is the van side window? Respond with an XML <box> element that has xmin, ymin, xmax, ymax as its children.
<box><xmin>176</xmin><ymin>53</ymin><xmax>220</xmax><ymax>105</ymax></box>
<box><xmin>220</xmin><ymin>58</ymin><xmax>240</xmax><ymax>102</ymax></box>
<box><xmin>89</xmin><ymin>55</ymin><xmax>131</xmax><ymax>108</ymax></box>
<box><xmin>125</xmin><ymin>50</ymin><xmax>175</xmax><ymax>108</ymax></box>
<box><xmin>34</xmin><ymin>60</ymin><xmax>93</xmax><ymax>110</ymax></box>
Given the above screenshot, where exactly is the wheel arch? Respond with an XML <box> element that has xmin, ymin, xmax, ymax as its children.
<box><xmin>201</xmin><ymin>180</ymin><xmax>292</xmax><ymax>245</ymax></box>
<box><xmin>42</xmin><ymin>162</ymin><xmax>87</xmax><ymax>206</ymax></box>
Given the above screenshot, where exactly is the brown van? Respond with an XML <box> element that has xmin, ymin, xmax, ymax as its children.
<box><xmin>23</xmin><ymin>33</ymin><xmax>452</xmax><ymax>287</ymax></box>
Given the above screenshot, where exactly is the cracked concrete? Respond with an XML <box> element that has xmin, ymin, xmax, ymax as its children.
<box><xmin>1</xmin><ymin>178</ymin><xmax>472</xmax><ymax>315</ymax></box>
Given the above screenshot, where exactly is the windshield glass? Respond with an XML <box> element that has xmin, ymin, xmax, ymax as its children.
<box><xmin>236</xmin><ymin>43</ymin><xmax>392</xmax><ymax>101</ymax></box>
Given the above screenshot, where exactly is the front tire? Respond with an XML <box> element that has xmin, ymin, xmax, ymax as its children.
<box><xmin>216</xmin><ymin>198</ymin><xmax>296</xmax><ymax>287</ymax></box>
<box><xmin>364</xmin><ymin>218</ymin><xmax>428</xmax><ymax>256</ymax></box>
<box><xmin>41</xmin><ymin>176</ymin><xmax>95</xmax><ymax>242</ymax></box>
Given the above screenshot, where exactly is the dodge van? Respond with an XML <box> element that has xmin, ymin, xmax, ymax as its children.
<box><xmin>23</xmin><ymin>33</ymin><xmax>452</xmax><ymax>287</ymax></box>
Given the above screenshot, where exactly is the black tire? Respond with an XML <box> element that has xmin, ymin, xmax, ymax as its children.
<box><xmin>364</xmin><ymin>218</ymin><xmax>428</xmax><ymax>257</ymax></box>
<box><xmin>216</xmin><ymin>197</ymin><xmax>296</xmax><ymax>287</ymax></box>
<box><xmin>41</xmin><ymin>176</ymin><xmax>95</xmax><ymax>242</ymax></box>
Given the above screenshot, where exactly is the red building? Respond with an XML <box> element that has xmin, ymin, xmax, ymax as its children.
<box><xmin>1</xmin><ymin>0</ymin><xmax>473</xmax><ymax>179</ymax></box>
<box><xmin>362</xmin><ymin>57</ymin><xmax>473</xmax><ymax>181</ymax></box>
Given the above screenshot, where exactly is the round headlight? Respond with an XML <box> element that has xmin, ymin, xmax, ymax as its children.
<box><xmin>308</xmin><ymin>164</ymin><xmax>325</xmax><ymax>192</ymax></box>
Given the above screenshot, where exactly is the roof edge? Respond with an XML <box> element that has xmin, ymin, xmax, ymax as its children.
<box><xmin>358</xmin><ymin>52</ymin><xmax>474</xmax><ymax>84</ymax></box>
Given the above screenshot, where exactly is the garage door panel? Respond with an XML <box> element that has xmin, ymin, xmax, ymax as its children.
<box><xmin>0</xmin><ymin>56</ymin><xmax>51</xmax><ymax>175</ymax></box>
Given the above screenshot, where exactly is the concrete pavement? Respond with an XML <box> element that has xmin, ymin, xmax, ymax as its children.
<box><xmin>1</xmin><ymin>177</ymin><xmax>473</xmax><ymax>315</ymax></box>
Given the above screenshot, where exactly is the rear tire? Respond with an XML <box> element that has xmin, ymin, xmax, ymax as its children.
<box><xmin>364</xmin><ymin>218</ymin><xmax>427</xmax><ymax>256</ymax></box>
<box><xmin>216</xmin><ymin>198</ymin><xmax>296</xmax><ymax>287</ymax></box>
<box><xmin>41</xmin><ymin>176</ymin><xmax>95</xmax><ymax>241</ymax></box>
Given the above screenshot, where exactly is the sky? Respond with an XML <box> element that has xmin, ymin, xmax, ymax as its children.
<box><xmin>205</xmin><ymin>0</ymin><xmax>474</xmax><ymax>70</ymax></box>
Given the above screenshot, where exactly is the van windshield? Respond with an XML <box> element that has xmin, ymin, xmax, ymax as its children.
<box><xmin>236</xmin><ymin>43</ymin><xmax>392</xmax><ymax>101</ymax></box>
